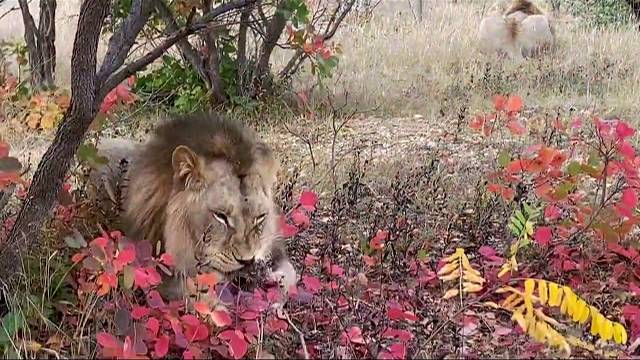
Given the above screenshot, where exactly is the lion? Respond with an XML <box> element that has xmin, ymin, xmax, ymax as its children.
<box><xmin>90</xmin><ymin>113</ymin><xmax>297</xmax><ymax>301</ymax></box>
<box><xmin>479</xmin><ymin>0</ymin><xmax>555</xmax><ymax>60</ymax></box>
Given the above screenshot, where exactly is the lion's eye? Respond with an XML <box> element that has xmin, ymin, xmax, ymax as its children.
<box><xmin>212</xmin><ymin>211</ymin><xmax>229</xmax><ymax>226</ymax></box>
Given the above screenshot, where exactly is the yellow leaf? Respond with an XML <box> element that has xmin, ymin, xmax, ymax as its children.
<box><xmin>484</xmin><ymin>301</ymin><xmax>500</xmax><ymax>309</ymax></box>
<box><xmin>548</xmin><ymin>282</ymin><xmax>562</xmax><ymax>307</ymax></box>
<box><xmin>534</xmin><ymin>308</ymin><xmax>560</xmax><ymax>327</ymax></box>
<box><xmin>24</xmin><ymin>340</ymin><xmax>42</xmax><ymax>352</ymax></box>
<box><xmin>463</xmin><ymin>271</ymin><xmax>485</xmax><ymax>284</ymax></box>
<box><xmin>528</xmin><ymin>319</ymin><xmax>546</xmax><ymax>342</ymax></box>
<box><xmin>437</xmin><ymin>262</ymin><xmax>459</xmax><ymax>276</ymax></box>
<box><xmin>40</xmin><ymin>111</ymin><xmax>58</xmax><ymax>130</ymax></box>
<box><xmin>498</xmin><ymin>264</ymin><xmax>511</xmax><ymax>278</ymax></box>
<box><xmin>577</xmin><ymin>300</ymin><xmax>590</xmax><ymax>324</ymax></box>
<box><xmin>563</xmin><ymin>287</ymin><xmax>576</xmax><ymax>317</ymax></box>
<box><xmin>510</xmin><ymin>256</ymin><xmax>518</xmax><ymax>271</ymax></box>
<box><xmin>512</xmin><ymin>310</ymin><xmax>527</xmax><ymax>331</ymax></box>
<box><xmin>502</xmin><ymin>292</ymin><xmax>522</xmax><ymax>310</ymax></box>
<box><xmin>524</xmin><ymin>279</ymin><xmax>535</xmax><ymax>295</ymax></box>
<box><xmin>601</xmin><ymin>318</ymin><xmax>614</xmax><ymax>341</ymax></box>
<box><xmin>442</xmin><ymin>288</ymin><xmax>459</xmax><ymax>299</ymax></box>
<box><xmin>613</xmin><ymin>323</ymin><xmax>627</xmax><ymax>345</ymax></box>
<box><xmin>438</xmin><ymin>272</ymin><xmax>459</xmax><ymax>282</ymax></box>
<box><xmin>25</xmin><ymin>112</ymin><xmax>41</xmax><ymax>129</ymax></box>
<box><xmin>444</xmin><ymin>248</ymin><xmax>463</xmax><ymax>262</ymax></box>
<box><xmin>590</xmin><ymin>307</ymin><xmax>601</xmax><ymax>336</ymax></box>
<box><xmin>460</xmin><ymin>254</ymin><xmax>482</xmax><ymax>277</ymax></box>
<box><xmin>462</xmin><ymin>283</ymin><xmax>483</xmax><ymax>293</ymax></box>
<box><xmin>525</xmin><ymin>221</ymin><xmax>534</xmax><ymax>236</ymax></box>
<box><xmin>572</xmin><ymin>298</ymin><xmax>586</xmax><ymax>323</ymax></box>
<box><xmin>538</xmin><ymin>280</ymin><xmax>548</xmax><ymax>306</ymax></box>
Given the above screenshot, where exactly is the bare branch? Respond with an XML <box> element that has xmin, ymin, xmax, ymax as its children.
<box><xmin>100</xmin><ymin>0</ymin><xmax>256</xmax><ymax>97</ymax></box>
<box><xmin>154</xmin><ymin>0</ymin><xmax>208</xmax><ymax>81</ymax></box>
<box><xmin>97</xmin><ymin>0</ymin><xmax>155</xmax><ymax>85</ymax></box>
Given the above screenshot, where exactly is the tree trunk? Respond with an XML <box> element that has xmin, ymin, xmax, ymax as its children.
<box><xmin>0</xmin><ymin>0</ymin><xmax>108</xmax><ymax>282</ymax></box>
<box><xmin>253</xmin><ymin>0</ymin><xmax>287</xmax><ymax>93</ymax></box>
<box><xmin>17</xmin><ymin>0</ymin><xmax>56</xmax><ymax>90</ymax></box>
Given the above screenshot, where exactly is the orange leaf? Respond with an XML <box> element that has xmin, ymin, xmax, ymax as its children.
<box><xmin>507</xmin><ymin>120</ymin><xmax>526</xmax><ymax>135</ymax></box>
<box><xmin>506</xmin><ymin>95</ymin><xmax>523</xmax><ymax>113</ymax></box>
<box><xmin>196</xmin><ymin>272</ymin><xmax>218</xmax><ymax>288</ymax></box>
<box><xmin>493</xmin><ymin>95</ymin><xmax>506</xmax><ymax>111</ymax></box>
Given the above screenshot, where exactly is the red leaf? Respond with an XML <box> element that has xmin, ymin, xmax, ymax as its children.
<box><xmin>370</xmin><ymin>229</ymin><xmax>388</xmax><ymax>250</ymax></box>
<box><xmin>304</xmin><ymin>254</ymin><xmax>319</xmax><ymax>266</ymax></box>
<box><xmin>96</xmin><ymin>272</ymin><xmax>118</xmax><ymax>296</ymax></box>
<box><xmin>363</xmin><ymin>255</ymin><xmax>377</xmax><ymax>266</ymax></box>
<box><xmin>160</xmin><ymin>253</ymin><xmax>174</xmax><ymax>267</ymax></box>
<box><xmin>302</xmin><ymin>275</ymin><xmax>322</xmax><ymax>294</ymax></box>
<box><xmin>189</xmin><ymin>324</ymin><xmax>209</xmax><ymax>342</ymax></box>
<box><xmin>147</xmin><ymin>290</ymin><xmax>166</xmax><ymax>309</ymax></box>
<box><xmin>96</xmin><ymin>332</ymin><xmax>121</xmax><ymax>349</ymax></box>
<box><xmin>387</xmin><ymin>307</ymin><xmax>404</xmax><ymax>321</ymax></box>
<box><xmin>71</xmin><ymin>252</ymin><xmax>87</xmax><ymax>264</ymax></box>
<box><xmin>506</xmin><ymin>95</ymin><xmax>523</xmax><ymax>113</ymax></box>
<box><xmin>618</xmin><ymin>141</ymin><xmax>636</xmax><ymax>159</ymax></box>
<box><xmin>544</xmin><ymin>205</ymin><xmax>561</xmax><ymax>221</ymax></box>
<box><xmin>211</xmin><ymin>310</ymin><xmax>233</xmax><ymax>327</ymax></box>
<box><xmin>469</xmin><ymin>115</ymin><xmax>485</xmax><ymax>131</ymax></box>
<box><xmin>324</xmin><ymin>262</ymin><xmax>344</xmax><ymax>277</ymax></box>
<box><xmin>507</xmin><ymin>120</ymin><xmax>526</xmax><ymax>135</ymax></box>
<box><xmin>291</xmin><ymin>209</ymin><xmax>310</xmax><ymax>227</ymax></box>
<box><xmin>0</xmin><ymin>142</ymin><xmax>9</xmax><ymax>158</ymax></box>
<box><xmin>341</xmin><ymin>326</ymin><xmax>365</xmax><ymax>345</ymax></box>
<box><xmin>630</xmin><ymin>282</ymin><xmax>640</xmax><ymax>296</ymax></box>
<box><xmin>534</xmin><ymin>227</ymin><xmax>552</xmax><ymax>246</ymax></box>
<box><xmin>146</xmin><ymin>318</ymin><xmax>160</xmax><ymax>338</ymax></box>
<box><xmin>131</xmin><ymin>306</ymin><xmax>150</xmax><ymax>320</ymax></box>
<box><xmin>617</xmin><ymin>188</ymin><xmax>638</xmax><ymax>218</ymax></box>
<box><xmin>381</xmin><ymin>328</ymin><xmax>414</xmax><ymax>343</ymax></box>
<box><xmin>114</xmin><ymin>245</ymin><xmax>136</xmax><ymax>269</ymax></box>
<box><xmin>218</xmin><ymin>330</ymin><xmax>248</xmax><ymax>360</ymax></box>
<box><xmin>266</xmin><ymin>318</ymin><xmax>289</xmax><ymax>333</ymax></box>
<box><xmin>487</xmin><ymin>183</ymin><xmax>502</xmax><ymax>194</ymax></box>
<box><xmin>154</xmin><ymin>335</ymin><xmax>169</xmax><ymax>358</ymax></box>
<box><xmin>492</xmin><ymin>95</ymin><xmax>506</xmax><ymax>111</ymax></box>
<box><xmin>181</xmin><ymin>314</ymin><xmax>201</xmax><ymax>327</ymax></box>
<box><xmin>299</xmin><ymin>190</ymin><xmax>319</xmax><ymax>211</ymax></box>
<box><xmin>196</xmin><ymin>272</ymin><xmax>218</xmax><ymax>288</ymax></box>
<box><xmin>616</xmin><ymin>121</ymin><xmax>636</xmax><ymax>139</ymax></box>
<box><xmin>280</xmin><ymin>216</ymin><xmax>299</xmax><ymax>238</ymax></box>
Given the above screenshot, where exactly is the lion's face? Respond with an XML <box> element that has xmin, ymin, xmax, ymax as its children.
<box><xmin>165</xmin><ymin>145</ymin><xmax>276</xmax><ymax>275</ymax></box>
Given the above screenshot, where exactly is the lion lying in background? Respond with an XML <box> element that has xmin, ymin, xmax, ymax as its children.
<box><xmin>478</xmin><ymin>0</ymin><xmax>556</xmax><ymax>60</ymax></box>
<box><xmin>89</xmin><ymin>114</ymin><xmax>297</xmax><ymax>301</ymax></box>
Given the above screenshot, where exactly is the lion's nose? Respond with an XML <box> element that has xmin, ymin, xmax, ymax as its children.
<box><xmin>237</xmin><ymin>257</ymin><xmax>255</xmax><ymax>266</ymax></box>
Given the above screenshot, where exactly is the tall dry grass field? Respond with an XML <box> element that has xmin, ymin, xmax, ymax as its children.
<box><xmin>276</xmin><ymin>0</ymin><xmax>640</xmax><ymax>120</ymax></box>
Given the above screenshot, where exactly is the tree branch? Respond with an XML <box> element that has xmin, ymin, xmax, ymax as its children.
<box><xmin>154</xmin><ymin>0</ymin><xmax>208</xmax><ymax>81</ymax></box>
<box><xmin>99</xmin><ymin>0</ymin><xmax>255</xmax><ymax>98</ymax></box>
<box><xmin>97</xmin><ymin>0</ymin><xmax>155</xmax><ymax>85</ymax></box>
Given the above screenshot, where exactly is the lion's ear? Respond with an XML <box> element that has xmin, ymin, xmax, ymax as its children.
<box><xmin>172</xmin><ymin>145</ymin><xmax>203</xmax><ymax>190</ymax></box>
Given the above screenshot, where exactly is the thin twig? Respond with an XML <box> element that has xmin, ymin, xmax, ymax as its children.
<box><xmin>281</xmin><ymin>308</ymin><xmax>309</xmax><ymax>360</ymax></box>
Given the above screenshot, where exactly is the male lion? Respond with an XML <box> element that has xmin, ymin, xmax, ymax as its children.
<box><xmin>90</xmin><ymin>114</ymin><xmax>297</xmax><ymax>301</ymax></box>
<box><xmin>479</xmin><ymin>0</ymin><xmax>555</xmax><ymax>60</ymax></box>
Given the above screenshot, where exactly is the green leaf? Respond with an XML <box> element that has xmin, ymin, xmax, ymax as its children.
<box><xmin>497</xmin><ymin>151</ymin><xmax>512</xmax><ymax>168</ymax></box>
<box><xmin>0</xmin><ymin>312</ymin><xmax>25</xmax><ymax>344</ymax></box>
<box><xmin>77</xmin><ymin>143</ymin><xmax>109</xmax><ymax>169</ymax></box>
<box><xmin>417</xmin><ymin>249</ymin><xmax>428</xmax><ymax>261</ymax></box>
<box><xmin>567</xmin><ymin>161</ymin><xmax>582</xmax><ymax>176</ymax></box>
<box><xmin>123</xmin><ymin>265</ymin><xmax>135</xmax><ymax>290</ymax></box>
<box><xmin>63</xmin><ymin>230</ymin><xmax>87</xmax><ymax>249</ymax></box>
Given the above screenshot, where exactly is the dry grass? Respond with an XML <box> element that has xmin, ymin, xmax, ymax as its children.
<box><xmin>277</xmin><ymin>0</ymin><xmax>640</xmax><ymax>119</ymax></box>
